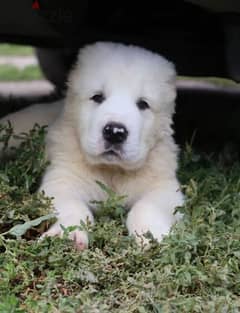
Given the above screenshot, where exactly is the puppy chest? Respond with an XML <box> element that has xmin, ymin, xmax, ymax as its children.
<box><xmin>85</xmin><ymin>174</ymin><xmax>143</xmax><ymax>210</ymax></box>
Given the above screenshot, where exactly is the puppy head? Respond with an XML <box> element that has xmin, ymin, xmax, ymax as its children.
<box><xmin>67</xmin><ymin>42</ymin><xmax>176</xmax><ymax>170</ymax></box>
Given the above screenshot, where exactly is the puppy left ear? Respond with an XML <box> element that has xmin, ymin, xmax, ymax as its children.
<box><xmin>167</xmin><ymin>72</ymin><xmax>177</xmax><ymax>87</ymax></box>
<box><xmin>163</xmin><ymin>65</ymin><xmax>177</xmax><ymax>116</ymax></box>
<box><xmin>166</xmin><ymin>61</ymin><xmax>177</xmax><ymax>85</ymax></box>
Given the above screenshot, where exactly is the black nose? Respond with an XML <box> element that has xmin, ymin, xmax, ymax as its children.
<box><xmin>103</xmin><ymin>122</ymin><xmax>128</xmax><ymax>144</ymax></box>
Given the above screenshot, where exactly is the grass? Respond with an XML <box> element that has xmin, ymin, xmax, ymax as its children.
<box><xmin>0</xmin><ymin>64</ymin><xmax>43</xmax><ymax>82</ymax></box>
<box><xmin>0</xmin><ymin>124</ymin><xmax>240</xmax><ymax>312</ymax></box>
<box><xmin>0</xmin><ymin>44</ymin><xmax>43</xmax><ymax>81</ymax></box>
<box><xmin>177</xmin><ymin>76</ymin><xmax>240</xmax><ymax>88</ymax></box>
<box><xmin>0</xmin><ymin>44</ymin><xmax>34</xmax><ymax>56</ymax></box>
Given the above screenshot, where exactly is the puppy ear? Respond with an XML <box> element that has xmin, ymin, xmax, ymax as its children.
<box><xmin>167</xmin><ymin>70</ymin><xmax>177</xmax><ymax>87</ymax></box>
<box><xmin>161</xmin><ymin>63</ymin><xmax>177</xmax><ymax>116</ymax></box>
<box><xmin>166</xmin><ymin>60</ymin><xmax>177</xmax><ymax>83</ymax></box>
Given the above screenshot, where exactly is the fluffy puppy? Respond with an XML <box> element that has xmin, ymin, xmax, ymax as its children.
<box><xmin>0</xmin><ymin>42</ymin><xmax>184</xmax><ymax>249</ymax></box>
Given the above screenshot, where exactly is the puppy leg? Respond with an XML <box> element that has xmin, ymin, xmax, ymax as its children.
<box><xmin>126</xmin><ymin>185</ymin><xmax>183</xmax><ymax>246</ymax></box>
<box><xmin>40</xmin><ymin>173</ymin><xmax>93</xmax><ymax>250</ymax></box>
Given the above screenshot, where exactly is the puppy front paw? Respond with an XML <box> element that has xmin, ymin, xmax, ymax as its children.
<box><xmin>126</xmin><ymin>204</ymin><xmax>176</xmax><ymax>247</ymax></box>
<box><xmin>41</xmin><ymin>222</ymin><xmax>89</xmax><ymax>250</ymax></box>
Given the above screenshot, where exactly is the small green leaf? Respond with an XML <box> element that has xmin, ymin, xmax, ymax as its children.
<box><xmin>0</xmin><ymin>173</ymin><xmax>9</xmax><ymax>183</ymax></box>
<box><xmin>95</xmin><ymin>180</ymin><xmax>115</xmax><ymax>196</ymax></box>
<box><xmin>3</xmin><ymin>213</ymin><xmax>56</xmax><ymax>238</ymax></box>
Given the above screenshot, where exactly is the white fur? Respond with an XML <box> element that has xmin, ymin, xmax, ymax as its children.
<box><xmin>0</xmin><ymin>42</ymin><xmax>184</xmax><ymax>249</ymax></box>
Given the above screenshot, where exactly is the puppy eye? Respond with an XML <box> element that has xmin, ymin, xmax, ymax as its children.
<box><xmin>90</xmin><ymin>93</ymin><xmax>105</xmax><ymax>104</ymax></box>
<box><xmin>136</xmin><ymin>98</ymin><xmax>150</xmax><ymax>110</ymax></box>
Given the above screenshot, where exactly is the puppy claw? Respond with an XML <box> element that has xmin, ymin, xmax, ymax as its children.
<box><xmin>69</xmin><ymin>229</ymin><xmax>89</xmax><ymax>250</ymax></box>
<box><xmin>75</xmin><ymin>241</ymin><xmax>88</xmax><ymax>251</ymax></box>
<box><xmin>41</xmin><ymin>228</ymin><xmax>61</xmax><ymax>238</ymax></box>
<box><xmin>40</xmin><ymin>223</ymin><xmax>89</xmax><ymax>250</ymax></box>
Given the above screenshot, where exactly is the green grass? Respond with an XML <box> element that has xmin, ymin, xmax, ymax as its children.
<box><xmin>0</xmin><ymin>44</ymin><xmax>42</xmax><ymax>81</ymax></box>
<box><xmin>177</xmin><ymin>76</ymin><xmax>240</xmax><ymax>88</ymax></box>
<box><xmin>0</xmin><ymin>124</ymin><xmax>240</xmax><ymax>312</ymax></box>
<box><xmin>0</xmin><ymin>44</ymin><xmax>34</xmax><ymax>56</ymax></box>
<box><xmin>0</xmin><ymin>64</ymin><xmax>43</xmax><ymax>81</ymax></box>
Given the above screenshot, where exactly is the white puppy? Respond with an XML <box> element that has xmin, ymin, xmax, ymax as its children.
<box><xmin>0</xmin><ymin>42</ymin><xmax>183</xmax><ymax>249</ymax></box>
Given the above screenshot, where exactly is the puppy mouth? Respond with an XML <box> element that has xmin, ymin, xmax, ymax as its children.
<box><xmin>101</xmin><ymin>147</ymin><xmax>123</xmax><ymax>160</ymax></box>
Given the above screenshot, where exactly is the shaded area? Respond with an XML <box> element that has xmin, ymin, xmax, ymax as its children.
<box><xmin>175</xmin><ymin>83</ymin><xmax>240</xmax><ymax>160</ymax></box>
